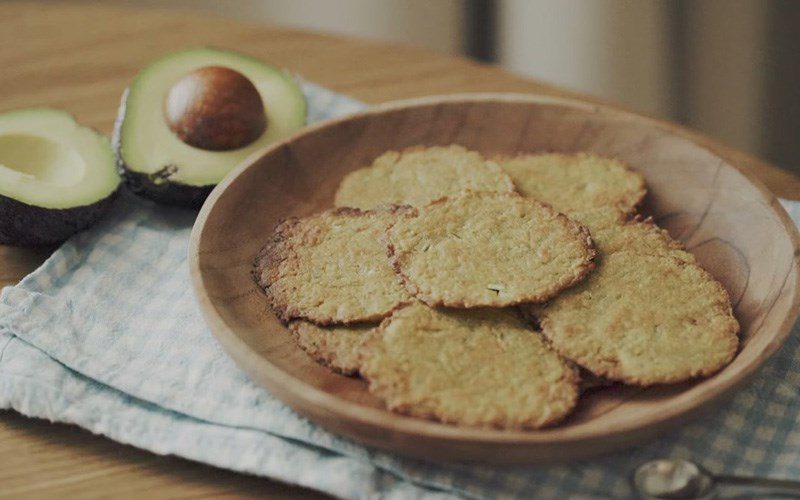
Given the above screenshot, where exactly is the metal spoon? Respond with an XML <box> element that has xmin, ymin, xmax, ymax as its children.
<box><xmin>632</xmin><ymin>458</ymin><xmax>800</xmax><ymax>499</ymax></box>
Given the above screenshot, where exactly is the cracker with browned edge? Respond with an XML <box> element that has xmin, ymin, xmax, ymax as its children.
<box><xmin>254</xmin><ymin>207</ymin><xmax>412</xmax><ymax>324</ymax></box>
<box><xmin>571</xmin><ymin>206</ymin><xmax>695</xmax><ymax>263</ymax></box>
<box><xmin>534</xmin><ymin>252</ymin><xmax>739</xmax><ymax>386</ymax></box>
<box><xmin>289</xmin><ymin>320</ymin><xmax>375</xmax><ymax>375</ymax></box>
<box><xmin>361</xmin><ymin>303</ymin><xmax>579</xmax><ymax>429</ymax></box>
<box><xmin>500</xmin><ymin>153</ymin><xmax>645</xmax><ymax>214</ymax></box>
<box><xmin>387</xmin><ymin>192</ymin><xmax>596</xmax><ymax>307</ymax></box>
<box><xmin>335</xmin><ymin>145</ymin><xmax>515</xmax><ymax>209</ymax></box>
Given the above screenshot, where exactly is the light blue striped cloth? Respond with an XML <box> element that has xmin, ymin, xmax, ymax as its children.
<box><xmin>1</xmin><ymin>82</ymin><xmax>799</xmax><ymax>499</ymax></box>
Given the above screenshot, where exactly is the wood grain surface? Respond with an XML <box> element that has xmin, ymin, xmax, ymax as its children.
<box><xmin>1</xmin><ymin>1</ymin><xmax>799</xmax><ymax>497</ymax></box>
<box><xmin>191</xmin><ymin>94</ymin><xmax>800</xmax><ymax>463</ymax></box>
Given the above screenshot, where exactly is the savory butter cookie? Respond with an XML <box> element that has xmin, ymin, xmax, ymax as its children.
<box><xmin>334</xmin><ymin>145</ymin><xmax>515</xmax><ymax>209</ymax></box>
<box><xmin>499</xmin><ymin>153</ymin><xmax>646</xmax><ymax>214</ymax></box>
<box><xmin>289</xmin><ymin>320</ymin><xmax>375</xmax><ymax>376</ymax></box>
<box><xmin>360</xmin><ymin>303</ymin><xmax>580</xmax><ymax>429</ymax></box>
<box><xmin>535</xmin><ymin>251</ymin><xmax>739</xmax><ymax>385</ymax></box>
<box><xmin>386</xmin><ymin>192</ymin><xmax>596</xmax><ymax>307</ymax></box>
<box><xmin>254</xmin><ymin>207</ymin><xmax>412</xmax><ymax>324</ymax></box>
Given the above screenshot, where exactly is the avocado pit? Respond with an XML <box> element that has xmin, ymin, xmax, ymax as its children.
<box><xmin>164</xmin><ymin>66</ymin><xmax>267</xmax><ymax>151</ymax></box>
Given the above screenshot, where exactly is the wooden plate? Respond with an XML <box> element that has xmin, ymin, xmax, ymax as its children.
<box><xmin>189</xmin><ymin>94</ymin><xmax>800</xmax><ymax>464</ymax></box>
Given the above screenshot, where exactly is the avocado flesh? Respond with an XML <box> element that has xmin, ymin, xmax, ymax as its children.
<box><xmin>114</xmin><ymin>47</ymin><xmax>307</xmax><ymax>208</ymax></box>
<box><xmin>0</xmin><ymin>109</ymin><xmax>119</xmax><ymax>245</ymax></box>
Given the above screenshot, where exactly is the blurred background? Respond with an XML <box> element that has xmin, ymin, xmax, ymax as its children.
<box><xmin>51</xmin><ymin>0</ymin><xmax>800</xmax><ymax>174</ymax></box>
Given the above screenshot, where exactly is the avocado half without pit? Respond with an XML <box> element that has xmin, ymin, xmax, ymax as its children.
<box><xmin>0</xmin><ymin>109</ymin><xmax>119</xmax><ymax>246</ymax></box>
<box><xmin>114</xmin><ymin>47</ymin><xmax>307</xmax><ymax>208</ymax></box>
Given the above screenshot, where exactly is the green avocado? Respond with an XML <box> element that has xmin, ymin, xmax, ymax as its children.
<box><xmin>113</xmin><ymin>47</ymin><xmax>307</xmax><ymax>208</ymax></box>
<box><xmin>0</xmin><ymin>108</ymin><xmax>119</xmax><ymax>246</ymax></box>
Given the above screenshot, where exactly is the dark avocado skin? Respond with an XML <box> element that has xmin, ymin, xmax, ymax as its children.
<box><xmin>0</xmin><ymin>190</ymin><xmax>117</xmax><ymax>246</ymax></box>
<box><xmin>118</xmin><ymin>168</ymin><xmax>213</xmax><ymax>210</ymax></box>
<box><xmin>112</xmin><ymin>88</ymin><xmax>215</xmax><ymax>210</ymax></box>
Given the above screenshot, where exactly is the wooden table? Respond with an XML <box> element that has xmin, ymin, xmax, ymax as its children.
<box><xmin>1</xmin><ymin>2</ymin><xmax>799</xmax><ymax>498</ymax></box>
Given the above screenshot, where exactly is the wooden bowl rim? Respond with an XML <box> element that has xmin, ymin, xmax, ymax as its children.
<box><xmin>189</xmin><ymin>93</ymin><xmax>800</xmax><ymax>446</ymax></box>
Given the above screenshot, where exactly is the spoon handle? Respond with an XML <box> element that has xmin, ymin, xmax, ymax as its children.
<box><xmin>717</xmin><ymin>474</ymin><xmax>800</xmax><ymax>497</ymax></box>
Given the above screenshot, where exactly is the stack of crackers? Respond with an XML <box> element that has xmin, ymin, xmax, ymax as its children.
<box><xmin>254</xmin><ymin>146</ymin><xmax>739</xmax><ymax>430</ymax></box>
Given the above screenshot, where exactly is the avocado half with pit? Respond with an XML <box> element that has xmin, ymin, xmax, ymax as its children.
<box><xmin>0</xmin><ymin>109</ymin><xmax>119</xmax><ymax>246</ymax></box>
<box><xmin>113</xmin><ymin>47</ymin><xmax>307</xmax><ymax>208</ymax></box>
